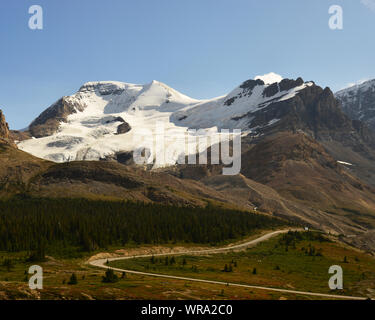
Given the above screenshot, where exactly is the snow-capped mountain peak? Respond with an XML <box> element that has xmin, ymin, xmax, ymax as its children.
<box><xmin>18</xmin><ymin>75</ymin><xmax>313</xmax><ymax>165</ymax></box>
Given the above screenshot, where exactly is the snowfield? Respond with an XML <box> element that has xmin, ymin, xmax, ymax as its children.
<box><xmin>18</xmin><ymin>74</ymin><xmax>313</xmax><ymax>167</ymax></box>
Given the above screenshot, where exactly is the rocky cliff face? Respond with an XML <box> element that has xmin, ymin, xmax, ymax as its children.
<box><xmin>246</xmin><ymin>82</ymin><xmax>375</xmax><ymax>186</ymax></box>
<box><xmin>249</xmin><ymin>84</ymin><xmax>375</xmax><ymax>147</ymax></box>
<box><xmin>0</xmin><ymin>110</ymin><xmax>10</xmax><ymax>140</ymax></box>
<box><xmin>29</xmin><ymin>96</ymin><xmax>87</xmax><ymax>138</ymax></box>
<box><xmin>0</xmin><ymin>109</ymin><xmax>30</xmax><ymax>146</ymax></box>
<box><xmin>335</xmin><ymin>79</ymin><xmax>375</xmax><ymax>131</ymax></box>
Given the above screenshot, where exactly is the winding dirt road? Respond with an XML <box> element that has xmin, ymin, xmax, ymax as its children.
<box><xmin>89</xmin><ymin>229</ymin><xmax>366</xmax><ymax>300</ymax></box>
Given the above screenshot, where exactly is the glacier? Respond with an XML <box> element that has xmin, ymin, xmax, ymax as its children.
<box><xmin>17</xmin><ymin>74</ymin><xmax>313</xmax><ymax>167</ymax></box>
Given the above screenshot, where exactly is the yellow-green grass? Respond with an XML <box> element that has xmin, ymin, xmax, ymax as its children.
<box><xmin>110</xmin><ymin>233</ymin><xmax>375</xmax><ymax>299</ymax></box>
<box><xmin>1</xmin><ymin>232</ymin><xmax>374</xmax><ymax>300</ymax></box>
<box><xmin>0</xmin><ymin>249</ymin><xmax>311</xmax><ymax>300</ymax></box>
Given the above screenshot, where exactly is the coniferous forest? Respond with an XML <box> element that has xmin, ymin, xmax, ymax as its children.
<box><xmin>0</xmin><ymin>198</ymin><xmax>288</xmax><ymax>255</ymax></box>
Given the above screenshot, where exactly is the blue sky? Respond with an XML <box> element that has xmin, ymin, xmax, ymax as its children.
<box><xmin>1</xmin><ymin>0</ymin><xmax>375</xmax><ymax>129</ymax></box>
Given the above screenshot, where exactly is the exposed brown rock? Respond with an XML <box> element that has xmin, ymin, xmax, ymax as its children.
<box><xmin>225</xmin><ymin>79</ymin><xmax>265</xmax><ymax>106</ymax></box>
<box><xmin>116</xmin><ymin>122</ymin><xmax>131</xmax><ymax>134</ymax></box>
<box><xmin>0</xmin><ymin>110</ymin><xmax>10</xmax><ymax>139</ymax></box>
<box><xmin>240</xmin><ymin>132</ymin><xmax>375</xmax><ymax>233</ymax></box>
<box><xmin>247</xmin><ymin>82</ymin><xmax>375</xmax><ymax>187</ymax></box>
<box><xmin>263</xmin><ymin>82</ymin><xmax>279</xmax><ymax>98</ymax></box>
<box><xmin>0</xmin><ymin>109</ymin><xmax>19</xmax><ymax>147</ymax></box>
<box><xmin>29</xmin><ymin>97</ymin><xmax>86</xmax><ymax>138</ymax></box>
<box><xmin>9</xmin><ymin>130</ymin><xmax>32</xmax><ymax>142</ymax></box>
<box><xmin>279</xmin><ymin>77</ymin><xmax>304</xmax><ymax>91</ymax></box>
<box><xmin>240</xmin><ymin>79</ymin><xmax>264</xmax><ymax>90</ymax></box>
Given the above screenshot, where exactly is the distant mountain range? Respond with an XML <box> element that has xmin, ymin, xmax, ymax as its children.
<box><xmin>2</xmin><ymin>73</ymin><xmax>375</xmax><ymax>253</ymax></box>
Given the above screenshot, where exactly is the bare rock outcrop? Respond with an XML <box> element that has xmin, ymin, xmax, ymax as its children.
<box><xmin>29</xmin><ymin>97</ymin><xmax>86</xmax><ymax>138</ymax></box>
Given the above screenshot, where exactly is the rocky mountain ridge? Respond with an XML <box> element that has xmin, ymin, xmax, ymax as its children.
<box><xmin>336</xmin><ymin>79</ymin><xmax>375</xmax><ymax>131</ymax></box>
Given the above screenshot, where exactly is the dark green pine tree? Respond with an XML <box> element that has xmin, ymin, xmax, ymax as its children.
<box><xmin>102</xmin><ymin>269</ymin><xmax>119</xmax><ymax>283</ymax></box>
<box><xmin>68</xmin><ymin>273</ymin><xmax>78</xmax><ymax>285</ymax></box>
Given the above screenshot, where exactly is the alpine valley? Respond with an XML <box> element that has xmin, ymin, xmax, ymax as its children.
<box><xmin>1</xmin><ymin>73</ymin><xmax>375</xmax><ymax>255</ymax></box>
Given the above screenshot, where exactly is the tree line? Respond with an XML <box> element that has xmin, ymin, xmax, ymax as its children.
<box><xmin>0</xmin><ymin>198</ymin><xmax>287</xmax><ymax>254</ymax></box>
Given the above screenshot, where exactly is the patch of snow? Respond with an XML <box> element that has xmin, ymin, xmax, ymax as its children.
<box><xmin>254</xmin><ymin>72</ymin><xmax>283</xmax><ymax>85</ymax></box>
<box><xmin>336</xmin><ymin>79</ymin><xmax>375</xmax><ymax>97</ymax></box>
<box><xmin>266</xmin><ymin>118</ymin><xmax>280</xmax><ymax>126</ymax></box>
<box><xmin>337</xmin><ymin>161</ymin><xmax>353</xmax><ymax>166</ymax></box>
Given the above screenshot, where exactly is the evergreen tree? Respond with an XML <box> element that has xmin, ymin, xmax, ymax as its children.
<box><xmin>102</xmin><ymin>269</ymin><xmax>119</xmax><ymax>283</ymax></box>
<box><xmin>68</xmin><ymin>273</ymin><xmax>78</xmax><ymax>285</ymax></box>
<box><xmin>0</xmin><ymin>198</ymin><xmax>287</xmax><ymax>254</ymax></box>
